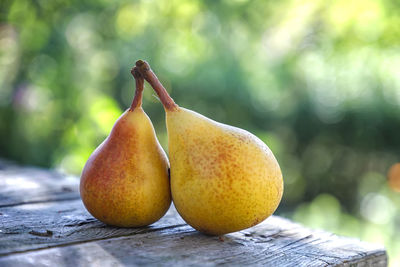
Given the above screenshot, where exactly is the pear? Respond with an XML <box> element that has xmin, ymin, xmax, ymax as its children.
<box><xmin>136</xmin><ymin>60</ymin><xmax>283</xmax><ymax>235</ymax></box>
<box><xmin>80</xmin><ymin>67</ymin><xmax>171</xmax><ymax>227</ymax></box>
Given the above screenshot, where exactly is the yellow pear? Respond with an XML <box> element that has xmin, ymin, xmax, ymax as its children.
<box><xmin>136</xmin><ymin>60</ymin><xmax>283</xmax><ymax>235</ymax></box>
<box><xmin>80</xmin><ymin>67</ymin><xmax>171</xmax><ymax>227</ymax></box>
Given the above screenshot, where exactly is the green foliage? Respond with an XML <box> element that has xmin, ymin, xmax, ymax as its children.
<box><xmin>0</xmin><ymin>0</ymin><xmax>399</xmax><ymax>264</ymax></box>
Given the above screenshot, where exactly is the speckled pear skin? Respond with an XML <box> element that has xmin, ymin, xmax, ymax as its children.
<box><xmin>80</xmin><ymin>107</ymin><xmax>171</xmax><ymax>227</ymax></box>
<box><xmin>168</xmin><ymin>107</ymin><xmax>283</xmax><ymax>235</ymax></box>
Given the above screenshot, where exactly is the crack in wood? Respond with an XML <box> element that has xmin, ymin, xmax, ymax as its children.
<box><xmin>64</xmin><ymin>218</ymin><xmax>98</xmax><ymax>227</ymax></box>
<box><xmin>28</xmin><ymin>230</ymin><xmax>53</xmax><ymax>237</ymax></box>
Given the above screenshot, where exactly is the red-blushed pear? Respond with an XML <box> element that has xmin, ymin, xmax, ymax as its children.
<box><xmin>80</xmin><ymin>67</ymin><xmax>171</xmax><ymax>227</ymax></box>
<box><xmin>136</xmin><ymin>60</ymin><xmax>283</xmax><ymax>235</ymax></box>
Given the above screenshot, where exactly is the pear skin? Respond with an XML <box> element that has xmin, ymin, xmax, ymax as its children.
<box><xmin>136</xmin><ymin>60</ymin><xmax>283</xmax><ymax>235</ymax></box>
<box><xmin>167</xmin><ymin>108</ymin><xmax>283</xmax><ymax>235</ymax></box>
<box><xmin>80</xmin><ymin>68</ymin><xmax>171</xmax><ymax>227</ymax></box>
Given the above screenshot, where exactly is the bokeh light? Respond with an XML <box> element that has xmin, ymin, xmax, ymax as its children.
<box><xmin>388</xmin><ymin>163</ymin><xmax>400</xmax><ymax>192</ymax></box>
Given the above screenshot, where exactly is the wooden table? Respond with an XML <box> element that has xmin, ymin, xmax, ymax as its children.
<box><xmin>0</xmin><ymin>160</ymin><xmax>387</xmax><ymax>266</ymax></box>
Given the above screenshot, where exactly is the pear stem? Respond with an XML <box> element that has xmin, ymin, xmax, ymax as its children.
<box><xmin>135</xmin><ymin>60</ymin><xmax>178</xmax><ymax>111</ymax></box>
<box><xmin>130</xmin><ymin>67</ymin><xmax>144</xmax><ymax>110</ymax></box>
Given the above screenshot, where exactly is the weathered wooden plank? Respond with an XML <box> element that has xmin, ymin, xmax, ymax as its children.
<box><xmin>0</xmin><ymin>199</ymin><xmax>185</xmax><ymax>256</ymax></box>
<box><xmin>0</xmin><ymin>160</ymin><xmax>80</xmax><ymax>207</ymax></box>
<box><xmin>0</xmin><ymin>206</ymin><xmax>386</xmax><ymax>266</ymax></box>
<box><xmin>0</xmin><ymin>199</ymin><xmax>386</xmax><ymax>266</ymax></box>
<box><xmin>0</xmin><ymin>160</ymin><xmax>387</xmax><ymax>266</ymax></box>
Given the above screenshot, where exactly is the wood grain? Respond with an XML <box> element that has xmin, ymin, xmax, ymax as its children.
<box><xmin>0</xmin><ymin>204</ymin><xmax>386</xmax><ymax>266</ymax></box>
<box><xmin>0</xmin><ymin>160</ymin><xmax>80</xmax><ymax>207</ymax></box>
<box><xmin>0</xmin><ymin>160</ymin><xmax>387</xmax><ymax>266</ymax></box>
<box><xmin>0</xmin><ymin>199</ymin><xmax>187</xmax><ymax>256</ymax></box>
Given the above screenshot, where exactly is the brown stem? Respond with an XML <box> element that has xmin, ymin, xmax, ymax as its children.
<box><xmin>130</xmin><ymin>67</ymin><xmax>144</xmax><ymax>110</ymax></box>
<box><xmin>135</xmin><ymin>60</ymin><xmax>178</xmax><ymax>111</ymax></box>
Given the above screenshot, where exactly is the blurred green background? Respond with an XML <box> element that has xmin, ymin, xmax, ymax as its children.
<box><xmin>1</xmin><ymin>0</ymin><xmax>399</xmax><ymax>265</ymax></box>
